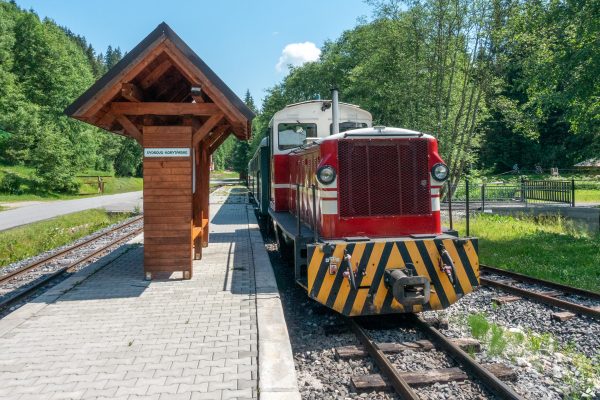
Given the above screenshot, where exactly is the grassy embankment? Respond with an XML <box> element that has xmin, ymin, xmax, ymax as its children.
<box><xmin>454</xmin><ymin>214</ymin><xmax>600</xmax><ymax>292</ymax></box>
<box><xmin>0</xmin><ymin>209</ymin><xmax>134</xmax><ymax>268</ymax></box>
<box><xmin>211</xmin><ymin>170</ymin><xmax>239</xmax><ymax>180</ymax></box>
<box><xmin>0</xmin><ymin>165</ymin><xmax>142</xmax><ymax>203</ymax></box>
<box><xmin>576</xmin><ymin>190</ymin><xmax>600</xmax><ymax>203</ymax></box>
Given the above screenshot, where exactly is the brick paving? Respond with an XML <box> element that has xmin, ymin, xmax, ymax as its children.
<box><xmin>0</xmin><ymin>188</ymin><xmax>258</xmax><ymax>400</ymax></box>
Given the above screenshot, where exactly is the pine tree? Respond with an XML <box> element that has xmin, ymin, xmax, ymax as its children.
<box><xmin>244</xmin><ymin>89</ymin><xmax>257</xmax><ymax>114</ymax></box>
<box><xmin>104</xmin><ymin>45</ymin><xmax>122</xmax><ymax>69</ymax></box>
<box><xmin>229</xmin><ymin>90</ymin><xmax>256</xmax><ymax>179</ymax></box>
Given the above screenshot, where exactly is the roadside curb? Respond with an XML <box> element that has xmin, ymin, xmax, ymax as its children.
<box><xmin>247</xmin><ymin>205</ymin><xmax>302</xmax><ymax>400</ymax></box>
<box><xmin>0</xmin><ymin>233</ymin><xmax>144</xmax><ymax>337</ymax></box>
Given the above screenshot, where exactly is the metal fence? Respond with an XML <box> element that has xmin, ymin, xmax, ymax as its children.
<box><xmin>444</xmin><ymin>178</ymin><xmax>576</xmax><ymax>210</ymax></box>
<box><xmin>442</xmin><ymin>178</ymin><xmax>579</xmax><ymax>236</ymax></box>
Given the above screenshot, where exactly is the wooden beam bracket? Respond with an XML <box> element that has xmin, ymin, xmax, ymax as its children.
<box><xmin>121</xmin><ymin>83</ymin><xmax>144</xmax><ymax>102</ymax></box>
<box><xmin>193</xmin><ymin>113</ymin><xmax>223</xmax><ymax>147</ymax></box>
<box><xmin>115</xmin><ymin>114</ymin><xmax>142</xmax><ymax>144</ymax></box>
<box><xmin>209</xmin><ymin>131</ymin><xmax>232</xmax><ymax>154</ymax></box>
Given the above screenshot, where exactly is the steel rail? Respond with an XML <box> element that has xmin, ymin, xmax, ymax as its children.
<box><xmin>0</xmin><ymin>227</ymin><xmax>143</xmax><ymax>310</ymax></box>
<box><xmin>480</xmin><ymin>277</ymin><xmax>600</xmax><ymax>320</ymax></box>
<box><xmin>407</xmin><ymin>314</ymin><xmax>524</xmax><ymax>400</ymax></box>
<box><xmin>0</xmin><ymin>215</ymin><xmax>143</xmax><ymax>285</ymax></box>
<box><xmin>480</xmin><ymin>264</ymin><xmax>600</xmax><ymax>301</ymax></box>
<box><xmin>347</xmin><ymin>318</ymin><xmax>420</xmax><ymax>400</ymax></box>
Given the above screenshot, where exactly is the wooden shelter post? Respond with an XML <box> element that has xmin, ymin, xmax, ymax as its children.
<box><xmin>200</xmin><ymin>140</ymin><xmax>210</xmax><ymax>246</ymax></box>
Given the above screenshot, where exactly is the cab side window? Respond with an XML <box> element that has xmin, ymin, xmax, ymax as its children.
<box><xmin>329</xmin><ymin>121</ymin><xmax>368</xmax><ymax>134</ymax></box>
<box><xmin>278</xmin><ymin>123</ymin><xmax>317</xmax><ymax>150</ymax></box>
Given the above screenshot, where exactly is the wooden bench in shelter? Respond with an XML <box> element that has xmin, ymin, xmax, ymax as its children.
<box><xmin>65</xmin><ymin>22</ymin><xmax>254</xmax><ymax>279</ymax></box>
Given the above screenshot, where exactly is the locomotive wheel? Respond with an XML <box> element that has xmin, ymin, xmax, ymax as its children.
<box><xmin>275</xmin><ymin>226</ymin><xmax>294</xmax><ymax>263</ymax></box>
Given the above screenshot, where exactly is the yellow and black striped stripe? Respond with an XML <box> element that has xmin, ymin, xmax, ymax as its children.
<box><xmin>307</xmin><ymin>238</ymin><xmax>479</xmax><ymax>316</ymax></box>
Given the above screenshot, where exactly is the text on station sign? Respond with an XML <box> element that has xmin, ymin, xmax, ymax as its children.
<box><xmin>144</xmin><ymin>148</ymin><xmax>191</xmax><ymax>157</ymax></box>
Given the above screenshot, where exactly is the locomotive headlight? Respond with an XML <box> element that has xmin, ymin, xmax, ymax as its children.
<box><xmin>317</xmin><ymin>165</ymin><xmax>336</xmax><ymax>185</ymax></box>
<box><xmin>431</xmin><ymin>163</ymin><xmax>449</xmax><ymax>181</ymax></box>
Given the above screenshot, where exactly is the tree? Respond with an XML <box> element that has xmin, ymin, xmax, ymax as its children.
<box><xmin>33</xmin><ymin>127</ymin><xmax>79</xmax><ymax>193</ymax></box>
<box><xmin>231</xmin><ymin>140</ymin><xmax>250</xmax><ymax>179</ymax></box>
<box><xmin>479</xmin><ymin>0</ymin><xmax>599</xmax><ymax>170</ymax></box>
<box><xmin>226</xmin><ymin>90</ymin><xmax>256</xmax><ymax>179</ymax></box>
<box><xmin>104</xmin><ymin>45</ymin><xmax>122</xmax><ymax>69</ymax></box>
<box><xmin>0</xmin><ymin>0</ymin><xmax>143</xmax><ymax>194</ymax></box>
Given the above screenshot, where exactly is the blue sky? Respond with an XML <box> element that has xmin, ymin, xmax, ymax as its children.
<box><xmin>14</xmin><ymin>0</ymin><xmax>373</xmax><ymax>108</ymax></box>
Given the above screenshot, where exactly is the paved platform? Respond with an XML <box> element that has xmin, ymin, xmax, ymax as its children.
<box><xmin>0</xmin><ymin>187</ymin><xmax>300</xmax><ymax>400</ymax></box>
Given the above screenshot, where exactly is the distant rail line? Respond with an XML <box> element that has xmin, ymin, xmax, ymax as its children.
<box><xmin>480</xmin><ymin>264</ymin><xmax>600</xmax><ymax>320</ymax></box>
<box><xmin>0</xmin><ymin>216</ymin><xmax>144</xmax><ymax>311</ymax></box>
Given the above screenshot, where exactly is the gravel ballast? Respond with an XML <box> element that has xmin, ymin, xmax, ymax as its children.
<box><xmin>257</xmin><ymin>214</ymin><xmax>599</xmax><ymax>399</ymax></box>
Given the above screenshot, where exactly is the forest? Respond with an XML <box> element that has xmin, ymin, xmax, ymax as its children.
<box><xmin>243</xmin><ymin>0</ymin><xmax>600</xmax><ymax>187</ymax></box>
<box><xmin>0</xmin><ymin>0</ymin><xmax>598</xmax><ymax>194</ymax></box>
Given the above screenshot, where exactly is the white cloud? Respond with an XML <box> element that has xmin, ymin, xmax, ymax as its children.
<box><xmin>275</xmin><ymin>42</ymin><xmax>321</xmax><ymax>72</ymax></box>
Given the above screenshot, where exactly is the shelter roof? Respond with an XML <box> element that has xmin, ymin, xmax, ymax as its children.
<box><xmin>65</xmin><ymin>22</ymin><xmax>254</xmax><ymax>141</ymax></box>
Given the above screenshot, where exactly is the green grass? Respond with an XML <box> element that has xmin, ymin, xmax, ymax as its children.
<box><xmin>210</xmin><ymin>170</ymin><xmax>239</xmax><ymax>180</ymax></box>
<box><xmin>78</xmin><ymin>176</ymin><xmax>143</xmax><ymax>196</ymax></box>
<box><xmin>576</xmin><ymin>189</ymin><xmax>600</xmax><ymax>203</ymax></box>
<box><xmin>0</xmin><ymin>209</ymin><xmax>134</xmax><ymax>267</ymax></box>
<box><xmin>0</xmin><ymin>164</ymin><xmax>143</xmax><ymax>203</ymax></box>
<box><xmin>467</xmin><ymin>313</ymin><xmax>490</xmax><ymax>340</ymax></box>
<box><xmin>455</xmin><ymin>214</ymin><xmax>600</xmax><ymax>292</ymax></box>
<box><xmin>463</xmin><ymin>312</ymin><xmax>599</xmax><ymax>398</ymax></box>
<box><xmin>480</xmin><ymin>171</ymin><xmax>600</xmax><ymax>183</ymax></box>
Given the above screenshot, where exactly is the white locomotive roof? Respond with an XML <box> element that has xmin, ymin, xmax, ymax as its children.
<box><xmin>323</xmin><ymin>126</ymin><xmax>434</xmax><ymax>141</ymax></box>
<box><xmin>270</xmin><ymin>100</ymin><xmax>372</xmax><ymax>125</ymax></box>
<box><xmin>283</xmin><ymin>99</ymin><xmax>364</xmax><ymax>109</ymax></box>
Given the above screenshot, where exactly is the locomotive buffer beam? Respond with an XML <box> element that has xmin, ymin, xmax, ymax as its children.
<box><xmin>384</xmin><ymin>267</ymin><xmax>431</xmax><ymax>307</ymax></box>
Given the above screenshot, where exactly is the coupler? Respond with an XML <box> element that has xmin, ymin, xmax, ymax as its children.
<box><xmin>384</xmin><ymin>267</ymin><xmax>431</xmax><ymax>307</ymax></box>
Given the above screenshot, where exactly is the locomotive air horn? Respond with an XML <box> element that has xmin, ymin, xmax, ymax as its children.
<box><xmin>331</xmin><ymin>88</ymin><xmax>340</xmax><ymax>135</ymax></box>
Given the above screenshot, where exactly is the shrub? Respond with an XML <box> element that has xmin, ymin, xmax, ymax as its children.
<box><xmin>0</xmin><ymin>172</ymin><xmax>23</xmax><ymax>194</ymax></box>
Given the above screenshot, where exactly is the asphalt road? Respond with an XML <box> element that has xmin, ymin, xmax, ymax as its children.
<box><xmin>0</xmin><ymin>191</ymin><xmax>143</xmax><ymax>231</ymax></box>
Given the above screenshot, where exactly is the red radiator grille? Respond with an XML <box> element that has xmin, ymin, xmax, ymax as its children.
<box><xmin>338</xmin><ymin>139</ymin><xmax>431</xmax><ymax>217</ymax></box>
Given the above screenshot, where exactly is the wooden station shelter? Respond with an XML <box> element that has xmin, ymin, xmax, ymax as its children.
<box><xmin>65</xmin><ymin>23</ymin><xmax>254</xmax><ymax>279</ymax></box>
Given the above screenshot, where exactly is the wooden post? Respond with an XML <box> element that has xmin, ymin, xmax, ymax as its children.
<box><xmin>200</xmin><ymin>140</ymin><xmax>210</xmax><ymax>247</ymax></box>
<box><xmin>193</xmin><ymin>145</ymin><xmax>203</xmax><ymax>260</ymax></box>
<box><xmin>143</xmin><ymin>126</ymin><xmax>193</xmax><ymax>279</ymax></box>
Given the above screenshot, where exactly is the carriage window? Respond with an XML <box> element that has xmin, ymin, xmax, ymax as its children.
<box><xmin>329</xmin><ymin>121</ymin><xmax>368</xmax><ymax>134</ymax></box>
<box><xmin>278</xmin><ymin>123</ymin><xmax>317</xmax><ymax>150</ymax></box>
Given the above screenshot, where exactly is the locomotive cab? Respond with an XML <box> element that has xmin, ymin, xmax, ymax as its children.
<box><xmin>248</xmin><ymin>99</ymin><xmax>479</xmax><ymax>317</ymax></box>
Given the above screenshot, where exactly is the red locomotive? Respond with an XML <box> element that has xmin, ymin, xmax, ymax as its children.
<box><xmin>248</xmin><ymin>92</ymin><xmax>479</xmax><ymax>316</ymax></box>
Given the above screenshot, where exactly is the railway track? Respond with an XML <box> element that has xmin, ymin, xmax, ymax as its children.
<box><xmin>345</xmin><ymin>316</ymin><xmax>524</xmax><ymax>399</ymax></box>
<box><xmin>0</xmin><ymin>182</ymin><xmax>231</xmax><ymax>313</ymax></box>
<box><xmin>480</xmin><ymin>264</ymin><xmax>600</xmax><ymax>320</ymax></box>
<box><xmin>0</xmin><ymin>216</ymin><xmax>144</xmax><ymax>311</ymax></box>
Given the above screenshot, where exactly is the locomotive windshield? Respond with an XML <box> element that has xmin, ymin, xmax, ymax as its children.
<box><xmin>278</xmin><ymin>123</ymin><xmax>317</xmax><ymax>150</ymax></box>
<box><xmin>329</xmin><ymin>121</ymin><xmax>368</xmax><ymax>134</ymax></box>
